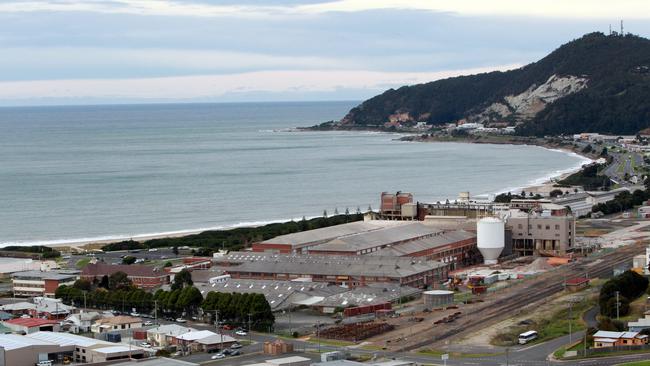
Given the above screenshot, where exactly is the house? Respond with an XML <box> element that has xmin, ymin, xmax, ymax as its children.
<box><xmin>175</xmin><ymin>330</ymin><xmax>237</xmax><ymax>352</ymax></box>
<box><xmin>91</xmin><ymin>315</ymin><xmax>142</xmax><ymax>334</ymax></box>
<box><xmin>2</xmin><ymin>318</ymin><xmax>61</xmax><ymax>334</ymax></box>
<box><xmin>81</xmin><ymin>263</ymin><xmax>169</xmax><ymax>289</ymax></box>
<box><xmin>593</xmin><ymin>330</ymin><xmax>648</xmax><ymax>348</ymax></box>
<box><xmin>31</xmin><ymin>297</ymin><xmax>74</xmax><ymax>319</ymax></box>
<box><xmin>0</xmin><ymin>302</ymin><xmax>36</xmax><ymax>316</ymax></box>
<box><xmin>628</xmin><ymin>311</ymin><xmax>650</xmax><ymax>332</ymax></box>
<box><xmin>146</xmin><ymin>324</ymin><xmax>196</xmax><ymax>347</ymax></box>
<box><xmin>64</xmin><ymin>311</ymin><xmax>106</xmax><ymax>333</ymax></box>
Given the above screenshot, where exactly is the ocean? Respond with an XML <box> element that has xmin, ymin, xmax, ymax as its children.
<box><xmin>0</xmin><ymin>101</ymin><xmax>590</xmax><ymax>246</ymax></box>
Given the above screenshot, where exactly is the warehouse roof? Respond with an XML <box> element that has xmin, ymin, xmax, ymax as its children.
<box><xmin>370</xmin><ymin>230</ymin><xmax>476</xmax><ymax>256</ymax></box>
<box><xmin>196</xmin><ymin>334</ymin><xmax>237</xmax><ymax>345</ymax></box>
<box><xmin>223</xmin><ymin>252</ymin><xmax>445</xmax><ymax>278</ymax></box>
<box><xmin>0</xmin><ymin>333</ymin><xmax>57</xmax><ymax>350</ymax></box>
<box><xmin>309</xmin><ymin>223</ymin><xmax>443</xmax><ymax>253</ymax></box>
<box><xmin>0</xmin><ymin>302</ymin><xmax>35</xmax><ymax>311</ymax></box>
<box><xmin>93</xmin><ymin>346</ymin><xmax>133</xmax><ymax>354</ymax></box>
<box><xmin>258</xmin><ymin>220</ymin><xmax>408</xmax><ymax>248</ymax></box>
<box><xmin>315</xmin><ymin>283</ymin><xmax>421</xmax><ymax>307</ymax></box>
<box><xmin>27</xmin><ymin>331</ymin><xmax>109</xmax><ymax>347</ymax></box>
<box><xmin>194</xmin><ymin>278</ymin><xmax>347</xmax><ymax>310</ymax></box>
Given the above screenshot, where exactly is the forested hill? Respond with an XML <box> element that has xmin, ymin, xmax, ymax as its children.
<box><xmin>334</xmin><ymin>32</ymin><xmax>650</xmax><ymax>136</ymax></box>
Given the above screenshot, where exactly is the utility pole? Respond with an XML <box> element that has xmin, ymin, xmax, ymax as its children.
<box><xmin>215</xmin><ymin>310</ymin><xmax>223</xmax><ymax>351</ymax></box>
<box><xmin>83</xmin><ymin>292</ymin><xmax>87</xmax><ymax>312</ymax></box>
<box><xmin>505</xmin><ymin>347</ymin><xmax>509</xmax><ymax>366</ymax></box>
<box><xmin>154</xmin><ymin>300</ymin><xmax>157</xmax><ymax>324</ymax></box>
<box><xmin>616</xmin><ymin>291</ymin><xmax>620</xmax><ymax>320</ymax></box>
<box><xmin>248</xmin><ymin>313</ymin><xmax>252</xmax><ymax>344</ymax></box>
<box><xmin>317</xmin><ymin>320</ymin><xmax>321</xmax><ymax>354</ymax></box>
<box><xmin>568</xmin><ymin>302</ymin><xmax>573</xmax><ymax>344</ymax></box>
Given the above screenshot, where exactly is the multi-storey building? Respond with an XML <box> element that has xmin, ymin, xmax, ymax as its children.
<box><xmin>11</xmin><ymin>270</ymin><xmax>77</xmax><ymax>297</ymax></box>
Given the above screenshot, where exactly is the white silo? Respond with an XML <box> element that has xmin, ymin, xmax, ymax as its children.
<box><xmin>477</xmin><ymin>217</ymin><xmax>505</xmax><ymax>265</ymax></box>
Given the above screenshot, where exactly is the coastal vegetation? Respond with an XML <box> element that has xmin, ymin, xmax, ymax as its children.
<box><xmin>101</xmin><ymin>213</ymin><xmax>363</xmax><ymax>252</ymax></box>
<box><xmin>592</xmin><ymin>189</ymin><xmax>650</xmax><ymax>215</ymax></box>
<box><xmin>556</xmin><ymin>163</ymin><xmax>611</xmax><ymax>191</ymax></box>
<box><xmin>599</xmin><ymin>270</ymin><xmax>649</xmax><ymax>318</ymax></box>
<box><xmin>0</xmin><ymin>245</ymin><xmax>60</xmax><ymax>259</ymax></box>
<box><xmin>325</xmin><ymin>33</ymin><xmax>650</xmax><ymax>136</ymax></box>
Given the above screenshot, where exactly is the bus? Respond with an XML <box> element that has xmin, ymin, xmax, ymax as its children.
<box><xmin>518</xmin><ymin>330</ymin><xmax>538</xmax><ymax>344</ymax></box>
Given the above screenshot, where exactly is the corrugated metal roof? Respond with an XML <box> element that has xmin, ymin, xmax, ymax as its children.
<box><xmin>27</xmin><ymin>331</ymin><xmax>109</xmax><ymax>347</ymax></box>
<box><xmin>310</xmin><ymin>223</ymin><xmax>442</xmax><ymax>253</ymax></box>
<box><xmin>259</xmin><ymin>220</ymin><xmax>408</xmax><ymax>247</ymax></box>
<box><xmin>0</xmin><ymin>334</ymin><xmax>57</xmax><ymax>350</ymax></box>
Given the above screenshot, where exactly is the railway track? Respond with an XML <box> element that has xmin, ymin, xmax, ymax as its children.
<box><xmin>399</xmin><ymin>243</ymin><xmax>644</xmax><ymax>351</ymax></box>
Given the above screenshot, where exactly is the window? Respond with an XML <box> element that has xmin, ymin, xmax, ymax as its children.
<box><xmin>555</xmin><ymin>224</ymin><xmax>560</xmax><ymax>230</ymax></box>
<box><xmin>518</xmin><ymin>224</ymin><xmax>523</xmax><ymax>229</ymax></box>
<box><xmin>537</xmin><ymin>224</ymin><xmax>542</xmax><ymax>229</ymax></box>
<box><xmin>545</xmin><ymin>225</ymin><xmax>550</xmax><ymax>230</ymax></box>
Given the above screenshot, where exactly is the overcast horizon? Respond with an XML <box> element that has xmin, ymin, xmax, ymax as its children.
<box><xmin>1</xmin><ymin>0</ymin><xmax>650</xmax><ymax>106</ymax></box>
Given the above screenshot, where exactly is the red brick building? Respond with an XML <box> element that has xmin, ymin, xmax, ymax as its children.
<box><xmin>81</xmin><ymin>263</ymin><xmax>169</xmax><ymax>289</ymax></box>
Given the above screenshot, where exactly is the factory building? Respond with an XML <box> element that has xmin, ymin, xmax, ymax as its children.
<box><xmin>217</xmin><ymin>252</ymin><xmax>447</xmax><ymax>288</ymax></box>
<box><xmin>507</xmin><ymin>208</ymin><xmax>575</xmax><ymax>256</ymax></box>
<box><xmin>255</xmin><ymin>220</ymin><xmax>478</xmax><ymax>268</ymax></box>
<box><xmin>252</xmin><ymin>220</ymin><xmax>406</xmax><ymax>254</ymax></box>
<box><xmin>379</xmin><ymin>191</ymin><xmax>417</xmax><ymax>219</ymax></box>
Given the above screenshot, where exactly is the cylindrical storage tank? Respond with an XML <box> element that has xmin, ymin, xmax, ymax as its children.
<box><xmin>423</xmin><ymin>290</ymin><xmax>454</xmax><ymax>308</ymax></box>
<box><xmin>401</xmin><ymin>203</ymin><xmax>417</xmax><ymax>218</ymax></box>
<box><xmin>477</xmin><ymin>217</ymin><xmax>505</xmax><ymax>265</ymax></box>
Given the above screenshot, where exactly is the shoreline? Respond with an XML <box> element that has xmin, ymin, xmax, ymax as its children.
<box><xmin>2</xmin><ymin>135</ymin><xmax>593</xmax><ymax>250</ymax></box>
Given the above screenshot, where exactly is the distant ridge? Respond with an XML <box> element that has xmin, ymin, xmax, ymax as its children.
<box><xmin>331</xmin><ymin>32</ymin><xmax>650</xmax><ymax>136</ymax></box>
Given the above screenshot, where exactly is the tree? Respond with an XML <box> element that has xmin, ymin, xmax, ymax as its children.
<box><xmin>323</xmin><ymin>210</ymin><xmax>328</xmax><ymax>218</ymax></box>
<box><xmin>99</xmin><ymin>275</ymin><xmax>109</xmax><ymax>289</ymax></box>
<box><xmin>164</xmin><ymin>261</ymin><xmax>173</xmax><ymax>267</ymax></box>
<box><xmin>109</xmin><ymin>271</ymin><xmax>132</xmax><ymax>290</ymax></box>
<box><xmin>171</xmin><ymin>269</ymin><xmax>193</xmax><ymax>291</ymax></box>
<box><xmin>122</xmin><ymin>256</ymin><xmax>137</xmax><ymax>265</ymax></box>
<box><xmin>549</xmin><ymin>189</ymin><xmax>564</xmax><ymax>198</ymax></box>
<box><xmin>173</xmin><ymin>246</ymin><xmax>179</xmax><ymax>255</ymax></box>
<box><xmin>73</xmin><ymin>279</ymin><xmax>92</xmax><ymax>292</ymax></box>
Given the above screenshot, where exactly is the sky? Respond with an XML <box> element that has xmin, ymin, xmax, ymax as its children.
<box><xmin>0</xmin><ymin>0</ymin><xmax>650</xmax><ymax>106</ymax></box>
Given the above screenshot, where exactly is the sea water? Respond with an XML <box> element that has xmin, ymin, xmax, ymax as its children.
<box><xmin>0</xmin><ymin>102</ymin><xmax>590</xmax><ymax>246</ymax></box>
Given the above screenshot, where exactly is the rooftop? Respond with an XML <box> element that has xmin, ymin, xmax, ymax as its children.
<box><xmin>82</xmin><ymin>263</ymin><xmax>167</xmax><ymax>278</ymax></box>
<box><xmin>176</xmin><ymin>330</ymin><xmax>217</xmax><ymax>341</ymax></box>
<box><xmin>4</xmin><ymin>318</ymin><xmax>59</xmax><ymax>327</ymax></box>
<box><xmin>94</xmin><ymin>315</ymin><xmax>141</xmax><ymax>325</ymax></box>
<box><xmin>0</xmin><ymin>333</ymin><xmax>57</xmax><ymax>350</ymax></box>
<box><xmin>309</xmin><ymin>223</ymin><xmax>443</xmax><ymax>253</ymax></box>
<box><xmin>222</xmin><ymin>252</ymin><xmax>445</xmax><ymax>278</ymax></box>
<box><xmin>112</xmin><ymin>357</ymin><xmax>198</xmax><ymax>366</ymax></box>
<box><xmin>11</xmin><ymin>270</ymin><xmax>76</xmax><ymax>280</ymax></box>
<box><xmin>370</xmin><ymin>230</ymin><xmax>476</xmax><ymax>256</ymax></box>
<box><xmin>258</xmin><ymin>220</ymin><xmax>408</xmax><ymax>248</ymax></box>
<box><xmin>195</xmin><ymin>334</ymin><xmax>237</xmax><ymax>344</ymax></box>
<box><xmin>147</xmin><ymin>324</ymin><xmax>196</xmax><ymax>336</ymax></box>
<box><xmin>26</xmin><ymin>331</ymin><xmax>109</xmax><ymax>347</ymax></box>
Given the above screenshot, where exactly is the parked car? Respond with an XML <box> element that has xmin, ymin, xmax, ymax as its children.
<box><xmin>235</xmin><ymin>330</ymin><xmax>248</xmax><ymax>336</ymax></box>
<box><xmin>130</xmin><ymin>312</ymin><xmax>140</xmax><ymax>317</ymax></box>
<box><xmin>222</xmin><ymin>324</ymin><xmax>234</xmax><ymax>330</ymax></box>
<box><xmin>221</xmin><ymin>349</ymin><xmax>231</xmax><ymax>355</ymax></box>
<box><xmin>143</xmin><ymin>321</ymin><xmax>153</xmax><ymax>326</ymax></box>
<box><xmin>172</xmin><ymin>351</ymin><xmax>182</xmax><ymax>357</ymax></box>
<box><xmin>211</xmin><ymin>353</ymin><xmax>225</xmax><ymax>360</ymax></box>
<box><xmin>176</xmin><ymin>318</ymin><xmax>187</xmax><ymax>323</ymax></box>
<box><xmin>140</xmin><ymin>342</ymin><xmax>151</xmax><ymax>348</ymax></box>
<box><xmin>230</xmin><ymin>343</ymin><xmax>242</xmax><ymax>349</ymax></box>
<box><xmin>230</xmin><ymin>349</ymin><xmax>241</xmax><ymax>356</ymax></box>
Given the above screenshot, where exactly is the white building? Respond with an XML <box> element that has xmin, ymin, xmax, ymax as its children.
<box><xmin>11</xmin><ymin>270</ymin><xmax>77</xmax><ymax>298</ymax></box>
<box><xmin>146</xmin><ymin>324</ymin><xmax>196</xmax><ymax>347</ymax></box>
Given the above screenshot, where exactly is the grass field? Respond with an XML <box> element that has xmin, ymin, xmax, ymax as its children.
<box><xmin>617</xmin><ymin>361</ymin><xmax>650</xmax><ymax>366</ymax></box>
<box><xmin>492</xmin><ymin>297</ymin><xmax>594</xmax><ymax>346</ymax></box>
